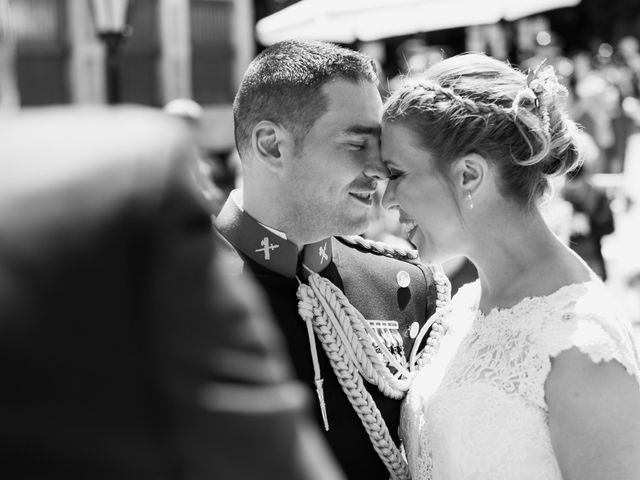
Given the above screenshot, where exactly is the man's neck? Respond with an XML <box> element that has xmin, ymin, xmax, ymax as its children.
<box><xmin>240</xmin><ymin>187</ymin><xmax>334</xmax><ymax>251</ymax></box>
<box><xmin>237</xmin><ymin>189</ymin><xmax>306</xmax><ymax>250</ymax></box>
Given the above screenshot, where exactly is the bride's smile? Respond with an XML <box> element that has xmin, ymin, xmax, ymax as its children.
<box><xmin>381</xmin><ymin>122</ymin><xmax>467</xmax><ymax>263</ymax></box>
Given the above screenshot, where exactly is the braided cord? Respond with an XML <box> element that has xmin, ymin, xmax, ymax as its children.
<box><xmin>308</xmin><ymin>273</ymin><xmax>412</xmax><ymax>397</ymax></box>
<box><xmin>338</xmin><ymin>235</ymin><xmax>418</xmax><ymax>261</ymax></box>
<box><xmin>410</xmin><ymin>266</ymin><xmax>451</xmax><ymax>367</ymax></box>
<box><xmin>295</xmin><ymin>258</ymin><xmax>452</xmax><ymax>480</ymax></box>
<box><xmin>298</xmin><ymin>281</ymin><xmax>410</xmax><ymax>480</ymax></box>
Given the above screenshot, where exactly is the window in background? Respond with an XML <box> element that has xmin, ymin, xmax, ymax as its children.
<box><xmin>120</xmin><ymin>0</ymin><xmax>160</xmax><ymax>106</ymax></box>
<box><xmin>190</xmin><ymin>0</ymin><xmax>234</xmax><ymax>104</ymax></box>
<box><xmin>13</xmin><ymin>0</ymin><xmax>68</xmax><ymax>106</ymax></box>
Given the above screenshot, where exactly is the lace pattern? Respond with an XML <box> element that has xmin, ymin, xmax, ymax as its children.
<box><xmin>401</xmin><ymin>279</ymin><xmax>640</xmax><ymax>479</ymax></box>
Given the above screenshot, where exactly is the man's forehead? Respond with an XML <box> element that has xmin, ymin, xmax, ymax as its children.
<box><xmin>318</xmin><ymin>81</ymin><xmax>382</xmax><ymax>134</ymax></box>
<box><xmin>322</xmin><ymin>80</ymin><xmax>381</xmax><ymax>107</ymax></box>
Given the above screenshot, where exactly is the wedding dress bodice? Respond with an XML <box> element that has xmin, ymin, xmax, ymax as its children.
<box><xmin>401</xmin><ymin>279</ymin><xmax>640</xmax><ymax>479</ymax></box>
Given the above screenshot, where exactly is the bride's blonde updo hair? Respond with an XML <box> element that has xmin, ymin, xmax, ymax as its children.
<box><xmin>383</xmin><ymin>53</ymin><xmax>582</xmax><ymax>206</ymax></box>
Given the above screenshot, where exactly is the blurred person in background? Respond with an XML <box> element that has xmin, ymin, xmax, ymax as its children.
<box><xmin>563</xmin><ymin>131</ymin><xmax>615</xmax><ymax>280</ymax></box>
<box><xmin>388</xmin><ymin>39</ymin><xmax>431</xmax><ymax>94</ymax></box>
<box><xmin>571</xmin><ymin>50</ymin><xmax>617</xmax><ymax>172</ymax></box>
<box><xmin>387</xmin><ymin>40</ymin><xmax>445</xmax><ymax>94</ymax></box>
<box><xmin>617</xmin><ymin>36</ymin><xmax>640</xmax><ymax>129</ymax></box>
<box><xmin>382</xmin><ymin>53</ymin><xmax>640</xmax><ymax>479</ymax></box>
<box><xmin>215</xmin><ymin>39</ymin><xmax>447</xmax><ymax>480</ymax></box>
<box><xmin>597</xmin><ymin>42</ymin><xmax>636</xmax><ymax>175</ymax></box>
<box><xmin>570</xmin><ymin>46</ymin><xmax>636</xmax><ymax>175</ymax></box>
<box><xmin>0</xmin><ymin>106</ymin><xmax>343</xmax><ymax>480</ymax></box>
<box><xmin>617</xmin><ymin>36</ymin><xmax>640</xmax><ymax>96</ymax></box>
<box><xmin>164</xmin><ymin>98</ymin><xmax>227</xmax><ymax>215</ymax></box>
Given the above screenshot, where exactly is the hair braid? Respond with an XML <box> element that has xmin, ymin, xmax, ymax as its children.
<box><xmin>429</xmin><ymin>83</ymin><xmax>509</xmax><ymax>119</ymax></box>
<box><xmin>403</xmin><ymin>80</ymin><xmax>512</xmax><ymax>119</ymax></box>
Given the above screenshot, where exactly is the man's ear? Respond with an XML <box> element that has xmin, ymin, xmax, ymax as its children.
<box><xmin>251</xmin><ymin>121</ymin><xmax>294</xmax><ymax>172</ymax></box>
<box><xmin>452</xmin><ymin>153</ymin><xmax>487</xmax><ymax>194</ymax></box>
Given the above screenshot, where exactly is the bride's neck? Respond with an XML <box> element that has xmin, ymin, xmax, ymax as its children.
<box><xmin>468</xmin><ymin>209</ymin><xmax>590</xmax><ymax>314</ymax></box>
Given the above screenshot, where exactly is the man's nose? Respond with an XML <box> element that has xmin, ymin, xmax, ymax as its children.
<box><xmin>363</xmin><ymin>150</ymin><xmax>388</xmax><ymax>180</ymax></box>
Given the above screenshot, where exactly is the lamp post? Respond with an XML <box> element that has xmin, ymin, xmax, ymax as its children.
<box><xmin>90</xmin><ymin>0</ymin><xmax>131</xmax><ymax>104</ymax></box>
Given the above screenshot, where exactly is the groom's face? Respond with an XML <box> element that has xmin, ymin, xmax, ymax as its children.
<box><xmin>279</xmin><ymin>79</ymin><xmax>386</xmax><ymax>244</ymax></box>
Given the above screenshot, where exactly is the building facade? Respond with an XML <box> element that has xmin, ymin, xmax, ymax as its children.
<box><xmin>1</xmin><ymin>0</ymin><xmax>254</xmax><ymax>152</ymax></box>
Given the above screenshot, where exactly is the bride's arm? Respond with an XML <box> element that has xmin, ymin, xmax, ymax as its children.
<box><xmin>546</xmin><ymin>347</ymin><xmax>640</xmax><ymax>480</ymax></box>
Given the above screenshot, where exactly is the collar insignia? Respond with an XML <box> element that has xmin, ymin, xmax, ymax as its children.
<box><xmin>255</xmin><ymin>236</ymin><xmax>279</xmax><ymax>260</ymax></box>
<box><xmin>216</xmin><ymin>192</ymin><xmax>333</xmax><ymax>278</ymax></box>
<box><xmin>318</xmin><ymin>242</ymin><xmax>329</xmax><ymax>264</ymax></box>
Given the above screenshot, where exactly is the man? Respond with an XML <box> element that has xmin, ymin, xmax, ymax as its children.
<box><xmin>215</xmin><ymin>40</ymin><xmax>443</xmax><ymax>480</ymax></box>
<box><xmin>0</xmin><ymin>106</ymin><xmax>343</xmax><ymax>480</ymax></box>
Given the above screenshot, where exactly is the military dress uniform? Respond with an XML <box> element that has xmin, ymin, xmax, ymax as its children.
<box><xmin>215</xmin><ymin>191</ymin><xmax>440</xmax><ymax>480</ymax></box>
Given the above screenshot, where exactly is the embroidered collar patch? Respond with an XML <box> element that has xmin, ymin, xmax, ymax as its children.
<box><xmin>215</xmin><ymin>193</ymin><xmax>334</xmax><ymax>278</ymax></box>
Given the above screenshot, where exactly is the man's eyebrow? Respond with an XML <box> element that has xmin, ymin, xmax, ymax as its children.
<box><xmin>341</xmin><ymin>125</ymin><xmax>381</xmax><ymax>136</ymax></box>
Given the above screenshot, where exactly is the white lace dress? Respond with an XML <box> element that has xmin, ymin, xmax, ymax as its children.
<box><xmin>401</xmin><ymin>279</ymin><xmax>640</xmax><ymax>479</ymax></box>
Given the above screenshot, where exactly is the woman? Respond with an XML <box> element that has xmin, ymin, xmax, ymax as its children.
<box><xmin>381</xmin><ymin>54</ymin><xmax>640</xmax><ymax>479</ymax></box>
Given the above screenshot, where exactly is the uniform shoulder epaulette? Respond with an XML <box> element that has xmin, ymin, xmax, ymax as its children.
<box><xmin>336</xmin><ymin>235</ymin><xmax>419</xmax><ymax>263</ymax></box>
<box><xmin>337</xmin><ymin>235</ymin><xmax>451</xmax><ymax>304</ymax></box>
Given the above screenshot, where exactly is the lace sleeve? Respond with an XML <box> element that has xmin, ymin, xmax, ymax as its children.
<box><xmin>539</xmin><ymin>287</ymin><xmax>640</xmax><ymax>407</ymax></box>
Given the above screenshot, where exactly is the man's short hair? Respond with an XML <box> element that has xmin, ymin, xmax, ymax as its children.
<box><xmin>233</xmin><ymin>40</ymin><xmax>378</xmax><ymax>157</ymax></box>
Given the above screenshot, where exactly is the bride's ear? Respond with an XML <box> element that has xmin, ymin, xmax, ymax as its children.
<box><xmin>452</xmin><ymin>153</ymin><xmax>487</xmax><ymax>195</ymax></box>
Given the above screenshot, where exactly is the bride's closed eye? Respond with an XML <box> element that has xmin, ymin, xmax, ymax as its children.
<box><xmin>386</xmin><ymin>168</ymin><xmax>404</xmax><ymax>180</ymax></box>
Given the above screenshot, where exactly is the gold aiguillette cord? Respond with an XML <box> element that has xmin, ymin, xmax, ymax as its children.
<box><xmin>303</xmin><ymin>314</ymin><xmax>329</xmax><ymax>430</ymax></box>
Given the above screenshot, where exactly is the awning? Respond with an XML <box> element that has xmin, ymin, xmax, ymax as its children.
<box><xmin>256</xmin><ymin>0</ymin><xmax>581</xmax><ymax>46</ymax></box>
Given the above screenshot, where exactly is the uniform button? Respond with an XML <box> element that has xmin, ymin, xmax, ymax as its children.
<box><xmin>409</xmin><ymin>321</ymin><xmax>420</xmax><ymax>339</ymax></box>
<box><xmin>396</xmin><ymin>270</ymin><xmax>411</xmax><ymax>288</ymax></box>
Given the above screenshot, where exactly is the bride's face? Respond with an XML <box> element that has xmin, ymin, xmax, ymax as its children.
<box><xmin>381</xmin><ymin>122</ymin><xmax>462</xmax><ymax>263</ymax></box>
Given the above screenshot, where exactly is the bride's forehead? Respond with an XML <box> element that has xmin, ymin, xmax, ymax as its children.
<box><xmin>382</xmin><ymin>125</ymin><xmax>425</xmax><ymax>152</ymax></box>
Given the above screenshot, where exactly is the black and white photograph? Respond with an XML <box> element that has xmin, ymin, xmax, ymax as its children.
<box><xmin>1</xmin><ymin>0</ymin><xmax>640</xmax><ymax>478</ymax></box>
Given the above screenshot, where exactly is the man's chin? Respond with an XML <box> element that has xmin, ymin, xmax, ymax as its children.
<box><xmin>309</xmin><ymin>209</ymin><xmax>372</xmax><ymax>240</ymax></box>
<box><xmin>339</xmin><ymin>219</ymin><xmax>371</xmax><ymax>239</ymax></box>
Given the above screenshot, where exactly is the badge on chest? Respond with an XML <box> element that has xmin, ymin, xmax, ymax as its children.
<box><xmin>367</xmin><ymin>320</ymin><xmax>406</xmax><ymax>370</ymax></box>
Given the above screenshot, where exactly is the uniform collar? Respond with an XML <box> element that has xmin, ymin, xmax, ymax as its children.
<box><xmin>215</xmin><ymin>190</ymin><xmax>334</xmax><ymax>279</ymax></box>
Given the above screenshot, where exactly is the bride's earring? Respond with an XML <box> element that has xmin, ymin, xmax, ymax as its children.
<box><xmin>465</xmin><ymin>191</ymin><xmax>474</xmax><ymax>210</ymax></box>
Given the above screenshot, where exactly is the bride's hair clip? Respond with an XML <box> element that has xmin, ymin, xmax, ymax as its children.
<box><xmin>512</xmin><ymin>60</ymin><xmax>567</xmax><ymax>134</ymax></box>
<box><xmin>513</xmin><ymin>61</ymin><xmax>565</xmax><ymax>111</ymax></box>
